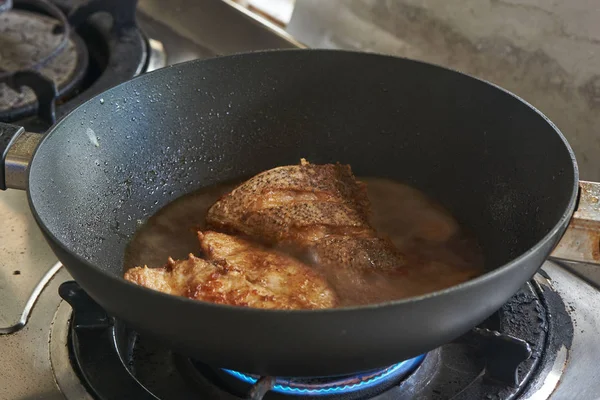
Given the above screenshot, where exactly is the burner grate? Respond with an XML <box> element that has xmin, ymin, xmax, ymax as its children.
<box><xmin>0</xmin><ymin>0</ymin><xmax>151</xmax><ymax>130</ymax></box>
<box><xmin>56</xmin><ymin>277</ymin><xmax>573</xmax><ymax>400</ymax></box>
<box><xmin>0</xmin><ymin>0</ymin><xmax>88</xmax><ymax>122</ymax></box>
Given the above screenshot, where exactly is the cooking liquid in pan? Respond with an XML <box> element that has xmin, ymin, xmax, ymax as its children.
<box><xmin>124</xmin><ymin>178</ymin><xmax>484</xmax><ymax>306</ymax></box>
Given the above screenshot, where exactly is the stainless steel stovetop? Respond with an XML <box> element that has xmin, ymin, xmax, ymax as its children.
<box><xmin>0</xmin><ymin>0</ymin><xmax>299</xmax><ymax>398</ymax></box>
<box><xmin>1</xmin><ymin>1</ymin><xmax>600</xmax><ymax>399</ymax></box>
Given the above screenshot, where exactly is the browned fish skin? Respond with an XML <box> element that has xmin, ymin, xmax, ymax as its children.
<box><xmin>311</xmin><ymin>236</ymin><xmax>405</xmax><ymax>272</ymax></box>
<box><xmin>239</xmin><ymin>202</ymin><xmax>371</xmax><ymax>245</ymax></box>
<box><xmin>124</xmin><ymin>232</ymin><xmax>337</xmax><ymax>310</ymax></box>
<box><xmin>198</xmin><ymin>231</ymin><xmax>337</xmax><ymax>309</ymax></box>
<box><xmin>207</xmin><ymin>160</ymin><xmax>371</xmax><ymax>240</ymax></box>
<box><xmin>206</xmin><ymin>160</ymin><xmax>407</xmax><ymax>305</ymax></box>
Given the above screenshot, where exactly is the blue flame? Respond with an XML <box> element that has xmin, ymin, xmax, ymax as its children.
<box><xmin>222</xmin><ymin>355</ymin><xmax>424</xmax><ymax>396</ymax></box>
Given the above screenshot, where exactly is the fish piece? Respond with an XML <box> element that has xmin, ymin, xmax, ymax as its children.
<box><xmin>307</xmin><ymin>236</ymin><xmax>408</xmax><ymax>305</ymax></box>
<box><xmin>124</xmin><ymin>232</ymin><xmax>337</xmax><ymax>310</ymax></box>
<box><xmin>124</xmin><ymin>255</ymin><xmax>289</xmax><ymax>309</ymax></box>
<box><xmin>198</xmin><ymin>231</ymin><xmax>337</xmax><ymax>309</ymax></box>
<box><xmin>207</xmin><ymin>159</ymin><xmax>371</xmax><ymax>241</ymax></box>
<box><xmin>235</xmin><ymin>201</ymin><xmax>372</xmax><ymax>245</ymax></box>
<box><xmin>206</xmin><ymin>160</ymin><xmax>406</xmax><ymax>271</ymax></box>
<box><xmin>206</xmin><ymin>160</ymin><xmax>408</xmax><ymax>305</ymax></box>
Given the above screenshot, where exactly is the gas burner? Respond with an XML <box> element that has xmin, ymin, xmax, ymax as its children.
<box><xmin>0</xmin><ymin>1</ymin><xmax>88</xmax><ymax>121</ymax></box>
<box><xmin>187</xmin><ymin>356</ymin><xmax>425</xmax><ymax>399</ymax></box>
<box><xmin>217</xmin><ymin>358</ymin><xmax>424</xmax><ymax>397</ymax></box>
<box><xmin>0</xmin><ymin>0</ymin><xmax>159</xmax><ymax>130</ymax></box>
<box><xmin>49</xmin><ymin>277</ymin><xmax>573</xmax><ymax>400</ymax></box>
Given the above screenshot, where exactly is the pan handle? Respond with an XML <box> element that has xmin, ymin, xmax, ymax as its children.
<box><xmin>0</xmin><ymin>122</ymin><xmax>42</xmax><ymax>191</ymax></box>
<box><xmin>550</xmin><ymin>181</ymin><xmax>600</xmax><ymax>265</ymax></box>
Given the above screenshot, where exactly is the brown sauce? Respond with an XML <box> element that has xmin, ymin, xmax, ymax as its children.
<box><xmin>124</xmin><ymin>178</ymin><xmax>484</xmax><ymax>306</ymax></box>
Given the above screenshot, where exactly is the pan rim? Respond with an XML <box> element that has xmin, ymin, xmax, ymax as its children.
<box><xmin>27</xmin><ymin>48</ymin><xmax>580</xmax><ymax>315</ymax></box>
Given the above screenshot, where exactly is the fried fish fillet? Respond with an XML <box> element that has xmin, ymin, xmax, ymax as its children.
<box><xmin>124</xmin><ymin>231</ymin><xmax>337</xmax><ymax>310</ymax></box>
<box><xmin>206</xmin><ymin>159</ymin><xmax>407</xmax><ymax>305</ymax></box>
<box><xmin>199</xmin><ymin>231</ymin><xmax>337</xmax><ymax>308</ymax></box>
<box><xmin>207</xmin><ymin>159</ymin><xmax>373</xmax><ymax>245</ymax></box>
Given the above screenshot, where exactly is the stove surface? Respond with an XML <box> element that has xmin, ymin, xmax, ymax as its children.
<box><xmin>0</xmin><ymin>0</ymin><xmax>299</xmax><ymax>328</ymax></box>
<box><xmin>2</xmin><ymin>2</ymin><xmax>600</xmax><ymax>400</ymax></box>
<box><xmin>0</xmin><ymin>1</ymin><xmax>299</xmax><ymax>399</ymax></box>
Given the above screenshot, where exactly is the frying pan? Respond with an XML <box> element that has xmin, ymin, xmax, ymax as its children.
<box><xmin>0</xmin><ymin>50</ymin><xmax>597</xmax><ymax>377</ymax></box>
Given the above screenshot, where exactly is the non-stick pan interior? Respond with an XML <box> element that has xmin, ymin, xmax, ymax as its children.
<box><xmin>29</xmin><ymin>50</ymin><xmax>576</xmax><ymax>279</ymax></box>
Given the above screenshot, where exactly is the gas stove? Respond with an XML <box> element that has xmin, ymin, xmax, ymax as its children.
<box><xmin>50</xmin><ymin>269</ymin><xmax>582</xmax><ymax>400</ymax></box>
<box><xmin>4</xmin><ymin>260</ymin><xmax>599</xmax><ymax>400</ymax></box>
<box><xmin>0</xmin><ymin>0</ymin><xmax>156</xmax><ymax>132</ymax></box>
<box><xmin>1</xmin><ymin>1</ymin><xmax>600</xmax><ymax>400</ymax></box>
<box><xmin>0</xmin><ymin>0</ymin><xmax>301</xmax><ymax>131</ymax></box>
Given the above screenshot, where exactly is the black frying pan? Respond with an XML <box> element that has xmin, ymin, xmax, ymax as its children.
<box><xmin>0</xmin><ymin>50</ymin><xmax>589</xmax><ymax>377</ymax></box>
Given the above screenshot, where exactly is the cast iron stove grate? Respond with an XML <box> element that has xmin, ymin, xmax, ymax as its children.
<box><xmin>0</xmin><ymin>0</ymin><xmax>147</xmax><ymax>131</ymax></box>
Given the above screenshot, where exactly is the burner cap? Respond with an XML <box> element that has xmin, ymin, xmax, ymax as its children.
<box><xmin>0</xmin><ymin>8</ymin><xmax>88</xmax><ymax>121</ymax></box>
